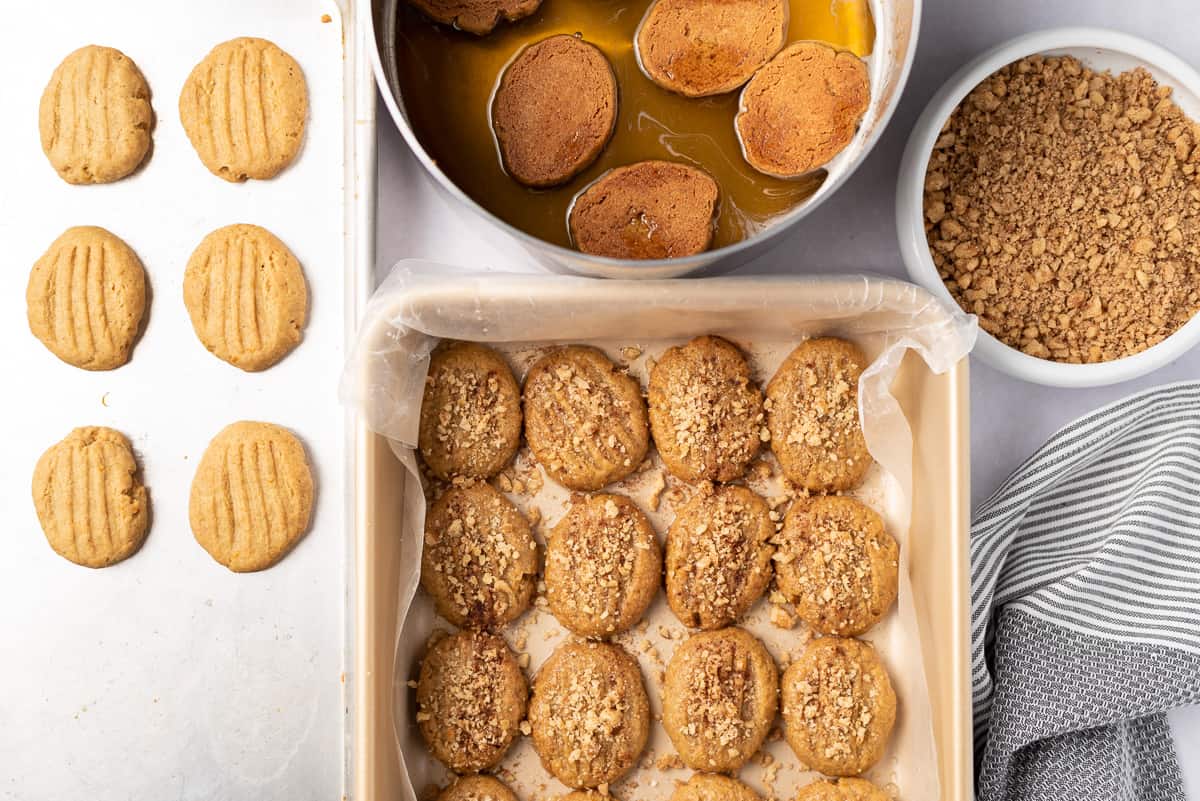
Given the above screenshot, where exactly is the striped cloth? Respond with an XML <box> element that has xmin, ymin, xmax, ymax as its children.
<box><xmin>971</xmin><ymin>381</ymin><xmax>1200</xmax><ymax>801</ymax></box>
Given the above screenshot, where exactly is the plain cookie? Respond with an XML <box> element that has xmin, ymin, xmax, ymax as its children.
<box><xmin>189</xmin><ymin>421</ymin><xmax>314</xmax><ymax>572</ymax></box>
<box><xmin>794</xmin><ymin>779</ymin><xmax>890</xmax><ymax>801</ymax></box>
<box><xmin>776</xmin><ymin>496</ymin><xmax>898</xmax><ymax>637</ymax></box>
<box><xmin>529</xmin><ymin>641</ymin><xmax>650</xmax><ymax>788</ymax></box>
<box><xmin>438</xmin><ymin>775</ymin><xmax>520</xmax><ymax>801</ymax></box>
<box><xmin>662</xmin><ymin>628</ymin><xmax>778</xmax><ymax>772</ymax></box>
<box><xmin>545</xmin><ymin>493</ymin><xmax>661</xmax><ymax>638</ymax></box>
<box><xmin>736</xmin><ymin>42</ymin><xmax>869</xmax><ymax>177</ymax></box>
<box><xmin>26</xmin><ymin>226</ymin><xmax>146</xmax><ymax>371</ymax></box>
<box><xmin>417</xmin><ymin>630</ymin><xmax>528</xmax><ymax>774</ymax></box>
<box><xmin>781</xmin><ymin>637</ymin><xmax>897</xmax><ymax>776</ymax></box>
<box><xmin>569</xmin><ymin>161</ymin><xmax>720</xmax><ymax>260</ymax></box>
<box><xmin>671</xmin><ymin>774</ymin><xmax>763</xmax><ymax>801</ymax></box>
<box><xmin>419</xmin><ymin>342</ymin><xmax>522</xmax><ymax>481</ymax></box>
<box><xmin>407</xmin><ymin>0</ymin><xmax>543</xmax><ymax>35</ymax></box>
<box><xmin>179</xmin><ymin>37</ymin><xmax>307</xmax><ymax>181</ymax></box>
<box><xmin>523</xmin><ymin>346</ymin><xmax>649</xmax><ymax>490</ymax></box>
<box><xmin>636</xmin><ymin>0</ymin><xmax>787</xmax><ymax>97</ymax></box>
<box><xmin>492</xmin><ymin>34</ymin><xmax>618</xmax><ymax>188</ymax></box>
<box><xmin>649</xmin><ymin>336</ymin><xmax>764</xmax><ymax>483</ymax></box>
<box><xmin>666</xmin><ymin>484</ymin><xmax>774</xmax><ymax>630</ymax></box>
<box><xmin>39</xmin><ymin>45</ymin><xmax>152</xmax><ymax>184</ymax></box>
<box><xmin>32</xmin><ymin>427</ymin><xmax>149</xmax><ymax>568</ymax></box>
<box><xmin>183</xmin><ymin>224</ymin><xmax>308</xmax><ymax>371</ymax></box>
<box><xmin>422</xmin><ymin>482</ymin><xmax>537</xmax><ymax>630</ymax></box>
<box><xmin>766</xmin><ymin>337</ymin><xmax>871</xmax><ymax>491</ymax></box>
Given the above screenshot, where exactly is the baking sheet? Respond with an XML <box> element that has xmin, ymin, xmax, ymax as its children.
<box><xmin>0</xmin><ymin>2</ymin><xmax>350</xmax><ymax>799</ymax></box>
<box><xmin>342</xmin><ymin>263</ymin><xmax>977</xmax><ymax>801</ymax></box>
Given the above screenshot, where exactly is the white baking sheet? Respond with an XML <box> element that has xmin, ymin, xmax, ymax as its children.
<box><xmin>0</xmin><ymin>2</ymin><xmax>349</xmax><ymax>799</ymax></box>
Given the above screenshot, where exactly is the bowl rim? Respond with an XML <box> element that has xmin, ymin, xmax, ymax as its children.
<box><xmin>896</xmin><ymin>26</ymin><xmax>1200</xmax><ymax>388</ymax></box>
<box><xmin>369</xmin><ymin>0</ymin><xmax>923</xmax><ymax>279</ymax></box>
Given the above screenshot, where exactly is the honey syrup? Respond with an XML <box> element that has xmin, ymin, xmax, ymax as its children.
<box><xmin>394</xmin><ymin>0</ymin><xmax>875</xmax><ymax>252</ymax></box>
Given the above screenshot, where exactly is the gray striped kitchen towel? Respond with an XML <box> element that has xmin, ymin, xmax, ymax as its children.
<box><xmin>971</xmin><ymin>381</ymin><xmax>1200</xmax><ymax>801</ymax></box>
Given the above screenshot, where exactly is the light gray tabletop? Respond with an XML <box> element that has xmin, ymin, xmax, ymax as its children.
<box><xmin>374</xmin><ymin>0</ymin><xmax>1200</xmax><ymax>792</ymax></box>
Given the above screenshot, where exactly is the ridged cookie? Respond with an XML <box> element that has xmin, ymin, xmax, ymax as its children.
<box><xmin>32</xmin><ymin>427</ymin><xmax>150</xmax><ymax>568</ymax></box>
<box><xmin>26</xmin><ymin>226</ymin><xmax>146</xmax><ymax>371</ymax></box>
<box><xmin>179</xmin><ymin>37</ymin><xmax>307</xmax><ymax>181</ymax></box>
<box><xmin>39</xmin><ymin>45</ymin><xmax>152</xmax><ymax>184</ymax></box>
<box><xmin>189</xmin><ymin>421</ymin><xmax>314</xmax><ymax>572</ymax></box>
<box><xmin>183</xmin><ymin>224</ymin><xmax>308</xmax><ymax>371</ymax></box>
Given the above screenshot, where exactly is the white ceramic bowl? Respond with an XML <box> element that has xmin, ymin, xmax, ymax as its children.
<box><xmin>897</xmin><ymin>27</ymin><xmax>1200</xmax><ymax>387</ymax></box>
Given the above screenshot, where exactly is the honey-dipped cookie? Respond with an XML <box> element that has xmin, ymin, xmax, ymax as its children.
<box><xmin>671</xmin><ymin>774</ymin><xmax>763</xmax><ymax>801</ymax></box>
<box><xmin>408</xmin><ymin>0</ymin><xmax>543</xmax><ymax>35</ymax></box>
<box><xmin>437</xmin><ymin>776</ymin><xmax>520</xmax><ymax>801</ymax></box>
<box><xmin>417</xmin><ymin>630</ymin><xmax>528</xmax><ymax>774</ymax></box>
<box><xmin>32</xmin><ymin>427</ymin><xmax>149</xmax><ymax>568</ymax></box>
<box><xmin>492</xmin><ymin>34</ymin><xmax>618</xmax><ymax>188</ymax></box>
<box><xmin>523</xmin><ymin>345</ymin><xmax>648</xmax><ymax>490</ymax></box>
<box><xmin>794</xmin><ymin>779</ymin><xmax>890</xmax><ymax>801</ymax></box>
<box><xmin>183</xmin><ymin>224</ymin><xmax>308</xmax><ymax>371</ymax></box>
<box><xmin>39</xmin><ymin>45</ymin><xmax>152</xmax><ymax>184</ymax></box>
<box><xmin>636</xmin><ymin>0</ymin><xmax>787</xmax><ymax>97</ymax></box>
<box><xmin>666</xmin><ymin>484</ymin><xmax>774</xmax><ymax>630</ymax></box>
<box><xmin>419</xmin><ymin>342</ymin><xmax>522</xmax><ymax>481</ymax></box>
<box><xmin>662</xmin><ymin>628</ymin><xmax>778</xmax><ymax>772</ymax></box>
<box><xmin>26</xmin><ymin>226</ymin><xmax>146</xmax><ymax>371</ymax></box>
<box><xmin>545</xmin><ymin>493</ymin><xmax>661</xmax><ymax>638</ymax></box>
<box><xmin>529</xmin><ymin>641</ymin><xmax>650</xmax><ymax>788</ymax></box>
<box><xmin>649</xmin><ymin>336</ymin><xmax>764</xmax><ymax>483</ymax></box>
<box><xmin>766</xmin><ymin>337</ymin><xmax>871</xmax><ymax>492</ymax></box>
<box><xmin>189</xmin><ymin>421</ymin><xmax>314</xmax><ymax>572</ymax></box>
<box><xmin>776</xmin><ymin>496</ymin><xmax>898</xmax><ymax>636</ymax></box>
<box><xmin>781</xmin><ymin>637</ymin><xmax>896</xmax><ymax>776</ymax></box>
<box><xmin>179</xmin><ymin>37</ymin><xmax>307</xmax><ymax>181</ymax></box>
<box><xmin>421</xmin><ymin>482</ymin><xmax>537</xmax><ymax>630</ymax></box>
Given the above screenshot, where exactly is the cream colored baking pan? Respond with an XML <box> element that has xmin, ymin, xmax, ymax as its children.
<box><xmin>347</xmin><ymin>274</ymin><xmax>973</xmax><ymax>801</ymax></box>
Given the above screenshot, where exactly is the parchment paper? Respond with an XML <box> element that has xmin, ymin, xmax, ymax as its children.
<box><xmin>341</xmin><ymin>260</ymin><xmax>977</xmax><ymax>801</ymax></box>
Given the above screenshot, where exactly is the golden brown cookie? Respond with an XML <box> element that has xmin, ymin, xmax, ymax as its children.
<box><xmin>529</xmin><ymin>641</ymin><xmax>650</xmax><ymax>788</ymax></box>
<box><xmin>523</xmin><ymin>346</ymin><xmax>649</xmax><ymax>490</ymax></box>
<box><xmin>407</xmin><ymin>0</ymin><xmax>542</xmax><ymax>35</ymax></box>
<box><xmin>662</xmin><ymin>628</ymin><xmax>778</xmax><ymax>772</ymax></box>
<box><xmin>189</xmin><ymin>421</ymin><xmax>314</xmax><ymax>572</ymax></box>
<box><xmin>776</xmin><ymin>497</ymin><xmax>898</xmax><ymax>637</ymax></box>
<box><xmin>781</xmin><ymin>637</ymin><xmax>896</xmax><ymax>776</ymax></box>
<box><xmin>559</xmin><ymin>793</ymin><xmax>612</xmax><ymax>801</ymax></box>
<box><xmin>39</xmin><ymin>45</ymin><xmax>152</xmax><ymax>184</ymax></box>
<box><xmin>794</xmin><ymin>779</ymin><xmax>890</xmax><ymax>801</ymax></box>
<box><xmin>766</xmin><ymin>337</ymin><xmax>871</xmax><ymax>492</ymax></box>
<box><xmin>183</xmin><ymin>224</ymin><xmax>308</xmax><ymax>372</ymax></box>
<box><xmin>545</xmin><ymin>494</ymin><xmax>661</xmax><ymax>638</ymax></box>
<box><xmin>417</xmin><ymin>630</ymin><xmax>528</xmax><ymax>774</ymax></box>
<box><xmin>26</xmin><ymin>226</ymin><xmax>147</xmax><ymax>371</ymax></box>
<box><xmin>569</xmin><ymin>161</ymin><xmax>720</xmax><ymax>260</ymax></box>
<box><xmin>32</xmin><ymin>427</ymin><xmax>149</xmax><ymax>568</ymax></box>
<box><xmin>736</xmin><ymin>42</ymin><xmax>870</xmax><ymax>178</ymax></box>
<box><xmin>648</xmin><ymin>336</ymin><xmax>764</xmax><ymax>482</ymax></box>
<box><xmin>671</xmin><ymin>774</ymin><xmax>763</xmax><ymax>801</ymax></box>
<box><xmin>422</xmin><ymin>482</ymin><xmax>537</xmax><ymax>630</ymax></box>
<box><xmin>636</xmin><ymin>0</ymin><xmax>787</xmax><ymax>97</ymax></box>
<box><xmin>438</xmin><ymin>775</ymin><xmax>520</xmax><ymax>801</ymax></box>
<box><xmin>666</xmin><ymin>484</ymin><xmax>774</xmax><ymax>630</ymax></box>
<box><xmin>419</xmin><ymin>342</ymin><xmax>522</xmax><ymax>481</ymax></box>
<box><xmin>492</xmin><ymin>35</ymin><xmax>618</xmax><ymax>188</ymax></box>
<box><xmin>179</xmin><ymin>37</ymin><xmax>307</xmax><ymax>182</ymax></box>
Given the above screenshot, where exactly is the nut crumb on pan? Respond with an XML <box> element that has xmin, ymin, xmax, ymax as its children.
<box><xmin>926</xmin><ymin>54</ymin><xmax>1200</xmax><ymax>363</ymax></box>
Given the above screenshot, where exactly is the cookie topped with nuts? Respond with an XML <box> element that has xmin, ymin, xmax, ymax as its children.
<box><xmin>421</xmin><ymin>482</ymin><xmax>537</xmax><ymax>630</ymax></box>
<box><xmin>766</xmin><ymin>337</ymin><xmax>871</xmax><ymax>492</ymax></box>
<box><xmin>417</xmin><ymin>630</ymin><xmax>528</xmax><ymax>774</ymax></box>
<box><xmin>666</xmin><ymin>484</ymin><xmax>774</xmax><ymax>630</ymax></box>
<box><xmin>545</xmin><ymin>494</ymin><xmax>662</xmax><ymax>638</ymax></box>
<box><xmin>523</xmin><ymin>346</ymin><xmax>649</xmax><ymax>491</ymax></box>
<box><xmin>781</xmin><ymin>637</ymin><xmax>896</xmax><ymax>776</ymax></box>
<box><xmin>662</xmin><ymin>627</ymin><xmax>779</xmax><ymax>772</ymax></box>
<box><xmin>437</xmin><ymin>776</ymin><xmax>520</xmax><ymax>801</ymax></box>
<box><xmin>649</xmin><ymin>336</ymin><xmax>765</xmax><ymax>483</ymax></box>
<box><xmin>419</xmin><ymin>342</ymin><xmax>522</xmax><ymax>481</ymax></box>
<box><xmin>776</xmin><ymin>496</ymin><xmax>898</xmax><ymax>636</ymax></box>
<box><xmin>529</xmin><ymin>641</ymin><xmax>650</xmax><ymax>788</ymax></box>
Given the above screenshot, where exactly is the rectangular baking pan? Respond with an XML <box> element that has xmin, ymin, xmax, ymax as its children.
<box><xmin>346</xmin><ymin>277</ymin><xmax>973</xmax><ymax>801</ymax></box>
